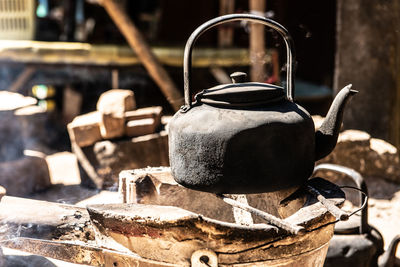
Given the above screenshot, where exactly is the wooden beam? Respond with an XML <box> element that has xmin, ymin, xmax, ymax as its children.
<box><xmin>249</xmin><ymin>0</ymin><xmax>266</xmax><ymax>82</ymax></box>
<box><xmin>0</xmin><ymin>41</ymin><xmax>262</xmax><ymax>67</ymax></box>
<box><xmin>219</xmin><ymin>0</ymin><xmax>235</xmax><ymax>47</ymax></box>
<box><xmin>101</xmin><ymin>0</ymin><xmax>183</xmax><ymax>111</ymax></box>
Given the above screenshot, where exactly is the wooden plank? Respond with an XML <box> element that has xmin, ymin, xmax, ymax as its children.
<box><xmin>101</xmin><ymin>0</ymin><xmax>183</xmax><ymax>111</ymax></box>
<box><xmin>0</xmin><ymin>40</ymin><xmax>265</xmax><ymax>67</ymax></box>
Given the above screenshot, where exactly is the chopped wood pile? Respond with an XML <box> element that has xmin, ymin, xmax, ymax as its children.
<box><xmin>67</xmin><ymin>89</ymin><xmax>168</xmax><ymax>189</ymax></box>
<box><xmin>67</xmin><ymin>89</ymin><xmax>162</xmax><ymax>147</ymax></box>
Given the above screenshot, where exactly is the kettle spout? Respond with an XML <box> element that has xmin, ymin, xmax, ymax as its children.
<box><xmin>315</xmin><ymin>84</ymin><xmax>358</xmax><ymax>161</ymax></box>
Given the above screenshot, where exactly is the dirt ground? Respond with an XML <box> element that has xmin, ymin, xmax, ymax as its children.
<box><xmin>1</xmin><ymin>151</ymin><xmax>400</xmax><ymax>266</ymax></box>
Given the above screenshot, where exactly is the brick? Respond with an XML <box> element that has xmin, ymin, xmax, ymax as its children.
<box><xmin>96</xmin><ymin>89</ymin><xmax>136</xmax><ymax>116</ymax></box>
<box><xmin>67</xmin><ymin>111</ymin><xmax>102</xmax><ymax>147</ymax></box>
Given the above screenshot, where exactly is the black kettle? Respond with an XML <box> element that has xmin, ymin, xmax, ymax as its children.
<box><xmin>168</xmin><ymin>14</ymin><xmax>357</xmax><ymax>194</ymax></box>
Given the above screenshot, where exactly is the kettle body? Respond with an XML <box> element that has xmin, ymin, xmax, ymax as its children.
<box><xmin>169</xmin><ymin>96</ymin><xmax>315</xmax><ymax>194</ymax></box>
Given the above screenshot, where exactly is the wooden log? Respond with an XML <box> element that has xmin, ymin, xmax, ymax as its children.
<box><xmin>101</xmin><ymin>0</ymin><xmax>183</xmax><ymax>111</ymax></box>
<box><xmin>0</xmin><ymin>196</ymin><xmax>93</xmax><ymax>242</ymax></box>
<box><xmin>249</xmin><ymin>0</ymin><xmax>266</xmax><ymax>82</ymax></box>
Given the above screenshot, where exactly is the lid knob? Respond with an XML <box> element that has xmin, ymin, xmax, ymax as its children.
<box><xmin>230</xmin><ymin>72</ymin><xmax>247</xmax><ymax>84</ymax></box>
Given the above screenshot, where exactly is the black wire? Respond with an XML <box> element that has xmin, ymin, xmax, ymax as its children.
<box><xmin>339</xmin><ymin>185</ymin><xmax>368</xmax><ymax>217</ymax></box>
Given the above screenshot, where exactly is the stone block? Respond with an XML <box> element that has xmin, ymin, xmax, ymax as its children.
<box><xmin>0</xmin><ymin>155</ymin><xmax>51</xmax><ymax>197</ymax></box>
<box><xmin>318</xmin><ymin>130</ymin><xmax>400</xmax><ymax>183</ymax></box>
<box><xmin>96</xmin><ymin>89</ymin><xmax>136</xmax><ymax>116</ymax></box>
<box><xmin>67</xmin><ymin>111</ymin><xmax>102</xmax><ymax>147</ymax></box>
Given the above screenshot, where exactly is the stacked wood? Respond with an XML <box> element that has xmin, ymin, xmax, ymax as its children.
<box><xmin>67</xmin><ymin>89</ymin><xmax>166</xmax><ymax>189</ymax></box>
<box><xmin>67</xmin><ymin>89</ymin><xmax>163</xmax><ymax>148</ymax></box>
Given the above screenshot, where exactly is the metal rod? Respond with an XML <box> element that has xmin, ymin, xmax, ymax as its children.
<box><xmin>217</xmin><ymin>194</ymin><xmax>304</xmax><ymax>235</ymax></box>
<box><xmin>306</xmin><ymin>185</ymin><xmax>349</xmax><ymax>221</ymax></box>
<box><xmin>313</xmin><ymin>163</ymin><xmax>368</xmax><ymax>233</ymax></box>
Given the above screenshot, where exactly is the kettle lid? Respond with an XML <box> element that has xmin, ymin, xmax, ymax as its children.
<box><xmin>195</xmin><ymin>72</ymin><xmax>285</xmax><ymax>107</ymax></box>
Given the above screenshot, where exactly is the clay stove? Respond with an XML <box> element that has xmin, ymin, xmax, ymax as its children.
<box><xmin>0</xmin><ymin>167</ymin><xmax>348</xmax><ymax>266</ymax></box>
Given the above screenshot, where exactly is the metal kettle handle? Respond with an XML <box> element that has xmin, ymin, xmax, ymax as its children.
<box><xmin>183</xmin><ymin>13</ymin><xmax>296</xmax><ymax>111</ymax></box>
<box><xmin>313</xmin><ymin>163</ymin><xmax>369</xmax><ymax>234</ymax></box>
